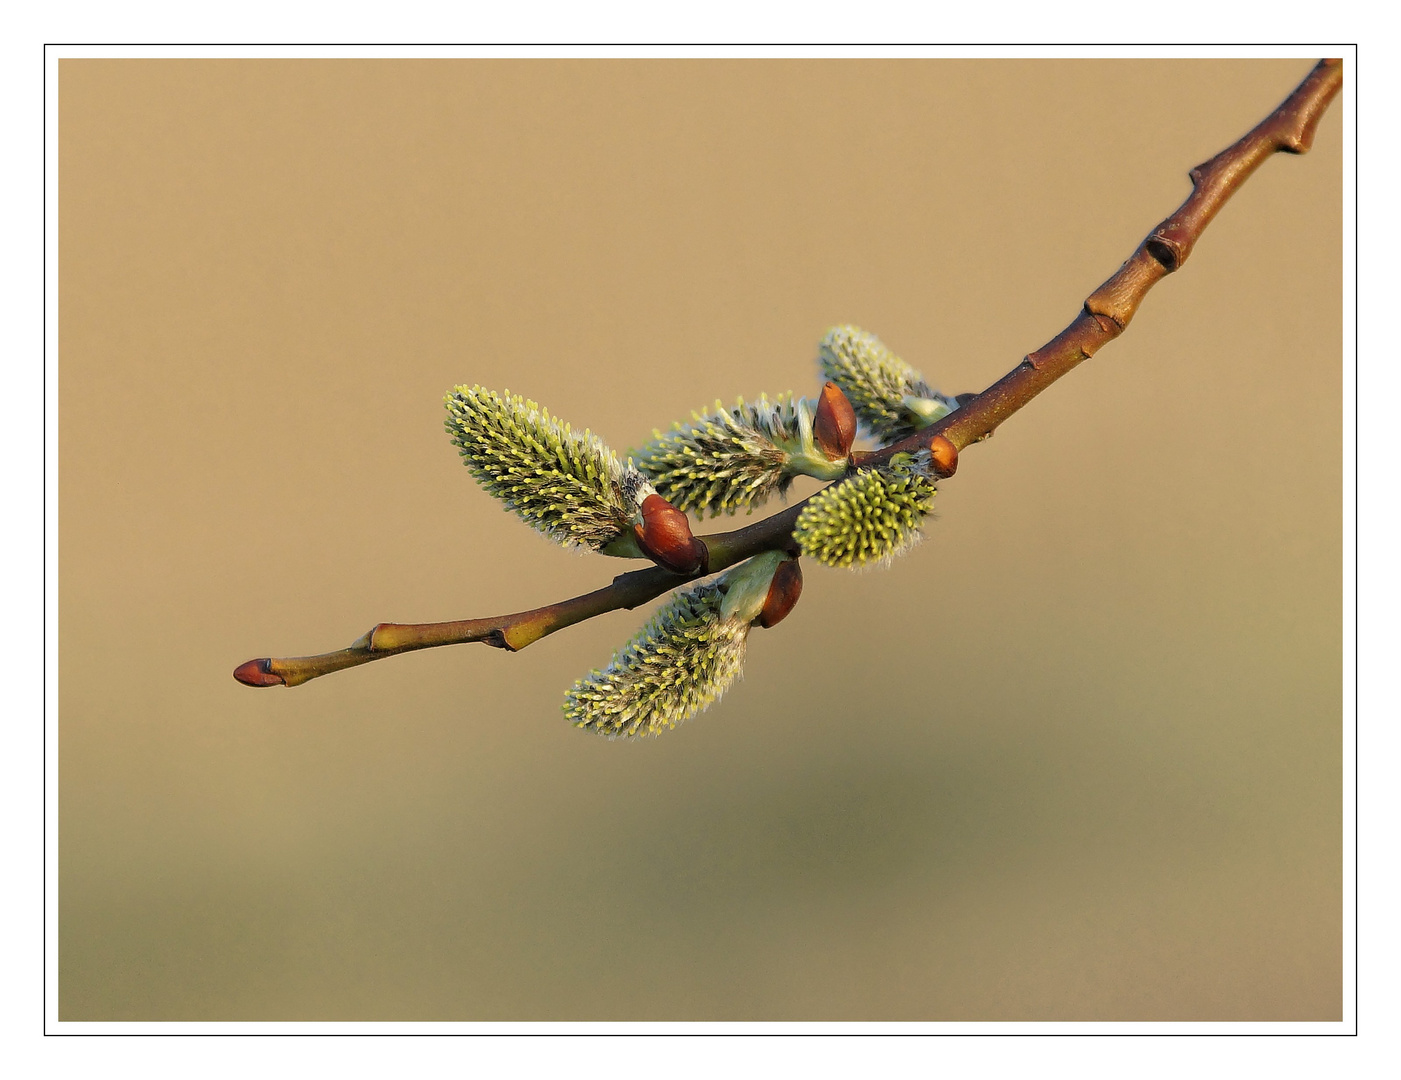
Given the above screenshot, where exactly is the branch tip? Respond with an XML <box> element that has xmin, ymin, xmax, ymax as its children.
<box><xmin>233</xmin><ymin>658</ymin><xmax>285</xmax><ymax>688</ymax></box>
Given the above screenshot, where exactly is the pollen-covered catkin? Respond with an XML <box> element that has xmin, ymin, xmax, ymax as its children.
<box><xmin>444</xmin><ymin>385</ymin><xmax>652</xmax><ymax>550</ymax></box>
<box><xmin>818</xmin><ymin>326</ymin><xmax>959</xmax><ymax>442</ymax></box>
<box><xmin>563</xmin><ymin>551</ymin><xmax>792</xmax><ymax>737</ymax></box>
<box><xmin>794</xmin><ymin>452</ymin><xmax>937</xmax><ymax>568</ymax></box>
<box><xmin>634</xmin><ymin>394</ymin><xmax>808</xmax><ymax>517</ymax></box>
<box><xmin>563</xmin><ymin>582</ymin><xmax>746</xmax><ymax>737</ymax></box>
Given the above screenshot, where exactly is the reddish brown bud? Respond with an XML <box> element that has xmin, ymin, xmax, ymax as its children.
<box><xmin>233</xmin><ymin>658</ymin><xmax>285</xmax><ymax>687</ymax></box>
<box><xmin>812</xmin><ymin>381</ymin><xmax>857</xmax><ymax>461</ymax></box>
<box><xmin>634</xmin><ymin>493</ymin><xmax>707</xmax><ymax>575</ymax></box>
<box><xmin>928</xmin><ymin>434</ymin><xmax>959</xmax><ymax>478</ymax></box>
<box><xmin>754</xmin><ymin>557</ymin><xmax>803</xmax><ymax>629</ymax></box>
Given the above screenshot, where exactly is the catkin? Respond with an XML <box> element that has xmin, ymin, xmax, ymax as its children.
<box><xmin>794</xmin><ymin>453</ymin><xmax>937</xmax><ymax>568</ymax></box>
<box><xmin>563</xmin><ymin>552</ymin><xmax>790</xmax><ymax>737</ymax></box>
<box><xmin>634</xmin><ymin>394</ymin><xmax>806</xmax><ymax>517</ymax></box>
<box><xmin>444</xmin><ymin>385</ymin><xmax>652</xmax><ymax>550</ymax></box>
<box><xmin>818</xmin><ymin>325</ymin><xmax>958</xmax><ymax>443</ymax></box>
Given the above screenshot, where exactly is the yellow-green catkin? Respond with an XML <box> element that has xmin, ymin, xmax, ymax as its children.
<box><xmin>818</xmin><ymin>325</ymin><xmax>959</xmax><ymax>443</ymax></box>
<box><xmin>444</xmin><ymin>385</ymin><xmax>652</xmax><ymax>550</ymax></box>
<box><xmin>794</xmin><ymin>452</ymin><xmax>937</xmax><ymax>568</ymax></box>
<box><xmin>563</xmin><ymin>552</ymin><xmax>788</xmax><ymax>737</ymax></box>
<box><xmin>634</xmin><ymin>393</ymin><xmax>844</xmax><ymax>518</ymax></box>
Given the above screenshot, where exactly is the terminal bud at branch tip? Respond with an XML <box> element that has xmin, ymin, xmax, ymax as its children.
<box><xmin>755</xmin><ymin>557</ymin><xmax>803</xmax><ymax>629</ymax></box>
<box><xmin>634</xmin><ymin>493</ymin><xmax>707</xmax><ymax>575</ymax></box>
<box><xmin>812</xmin><ymin>381</ymin><xmax>857</xmax><ymax>461</ymax></box>
<box><xmin>233</xmin><ymin>658</ymin><xmax>285</xmax><ymax>687</ymax></box>
<box><xmin>928</xmin><ymin>434</ymin><xmax>958</xmax><ymax>477</ymax></box>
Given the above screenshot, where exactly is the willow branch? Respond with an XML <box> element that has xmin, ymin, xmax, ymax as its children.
<box><xmin>236</xmin><ymin>59</ymin><xmax>1341</xmax><ymax>690</ymax></box>
<box><xmin>863</xmin><ymin>56</ymin><xmax>1342</xmax><ymax>465</ymax></box>
<box><xmin>234</xmin><ymin>510</ymin><xmax>804</xmax><ymax>687</ymax></box>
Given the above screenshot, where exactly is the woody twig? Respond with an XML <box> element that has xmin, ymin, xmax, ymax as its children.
<box><xmin>236</xmin><ymin>60</ymin><xmax>1341</xmax><ymax>715</ymax></box>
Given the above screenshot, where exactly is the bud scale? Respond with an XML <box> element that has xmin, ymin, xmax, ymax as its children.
<box><xmin>818</xmin><ymin>326</ymin><xmax>960</xmax><ymax>443</ymax></box>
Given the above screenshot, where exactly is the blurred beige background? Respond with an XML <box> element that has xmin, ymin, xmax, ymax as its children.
<box><xmin>59</xmin><ymin>59</ymin><xmax>1342</xmax><ymax>1021</ymax></box>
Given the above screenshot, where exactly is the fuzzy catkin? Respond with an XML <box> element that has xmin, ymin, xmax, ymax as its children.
<box><xmin>818</xmin><ymin>325</ymin><xmax>956</xmax><ymax>443</ymax></box>
<box><xmin>444</xmin><ymin>385</ymin><xmax>650</xmax><ymax>550</ymax></box>
<box><xmin>634</xmin><ymin>394</ymin><xmax>804</xmax><ymax>517</ymax></box>
<box><xmin>563</xmin><ymin>581</ymin><xmax>749</xmax><ymax>738</ymax></box>
<box><xmin>794</xmin><ymin>453</ymin><xmax>937</xmax><ymax>568</ymax></box>
<box><xmin>564</xmin><ymin>552</ymin><xmax>792</xmax><ymax>737</ymax></box>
